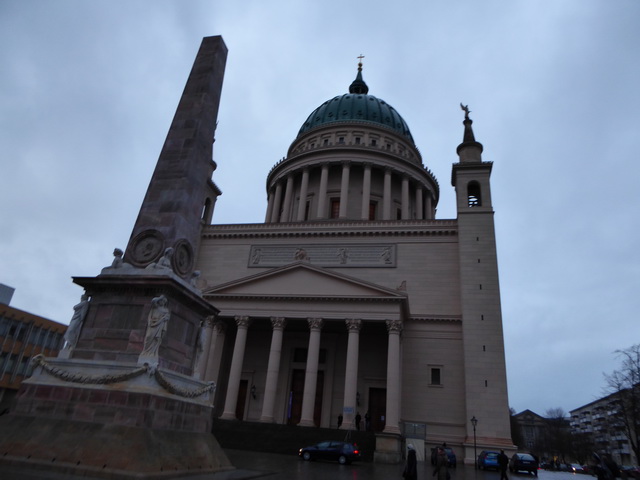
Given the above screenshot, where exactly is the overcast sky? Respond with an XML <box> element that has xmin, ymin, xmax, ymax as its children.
<box><xmin>1</xmin><ymin>1</ymin><xmax>639</xmax><ymax>418</ymax></box>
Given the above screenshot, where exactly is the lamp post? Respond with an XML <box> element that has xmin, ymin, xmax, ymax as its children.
<box><xmin>471</xmin><ymin>416</ymin><xmax>478</xmax><ymax>469</ymax></box>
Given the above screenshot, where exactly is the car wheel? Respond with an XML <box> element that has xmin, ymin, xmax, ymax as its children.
<box><xmin>302</xmin><ymin>452</ymin><xmax>311</xmax><ymax>461</ymax></box>
<box><xmin>338</xmin><ymin>455</ymin><xmax>348</xmax><ymax>465</ymax></box>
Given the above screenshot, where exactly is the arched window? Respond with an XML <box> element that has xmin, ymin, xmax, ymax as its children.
<box><xmin>467</xmin><ymin>182</ymin><xmax>481</xmax><ymax>207</ymax></box>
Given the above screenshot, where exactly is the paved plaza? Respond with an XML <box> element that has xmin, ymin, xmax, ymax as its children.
<box><xmin>0</xmin><ymin>449</ymin><xmax>588</xmax><ymax>480</ymax></box>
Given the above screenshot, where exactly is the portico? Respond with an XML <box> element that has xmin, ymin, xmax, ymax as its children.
<box><xmin>203</xmin><ymin>262</ymin><xmax>407</xmax><ymax>433</ymax></box>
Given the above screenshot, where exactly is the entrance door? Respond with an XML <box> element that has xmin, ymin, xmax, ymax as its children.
<box><xmin>368</xmin><ymin>387</ymin><xmax>386</xmax><ymax>432</ymax></box>
<box><xmin>287</xmin><ymin>369</ymin><xmax>324</xmax><ymax>426</ymax></box>
<box><xmin>235</xmin><ymin>380</ymin><xmax>248</xmax><ymax>420</ymax></box>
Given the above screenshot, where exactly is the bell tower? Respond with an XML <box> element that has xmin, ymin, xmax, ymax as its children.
<box><xmin>452</xmin><ymin>105</ymin><xmax>513</xmax><ymax>459</ymax></box>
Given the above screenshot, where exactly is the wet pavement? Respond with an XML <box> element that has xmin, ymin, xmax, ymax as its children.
<box><xmin>222</xmin><ymin>450</ymin><xmax>589</xmax><ymax>480</ymax></box>
<box><xmin>0</xmin><ymin>449</ymin><xmax>592</xmax><ymax>480</ymax></box>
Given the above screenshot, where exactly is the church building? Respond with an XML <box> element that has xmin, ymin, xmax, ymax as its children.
<box><xmin>122</xmin><ymin>36</ymin><xmax>514</xmax><ymax>463</ymax></box>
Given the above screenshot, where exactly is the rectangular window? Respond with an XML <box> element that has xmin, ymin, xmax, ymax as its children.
<box><xmin>0</xmin><ymin>317</ymin><xmax>10</xmax><ymax>336</ymax></box>
<box><xmin>330</xmin><ymin>200</ymin><xmax>340</xmax><ymax>219</ymax></box>
<box><xmin>430</xmin><ymin>367</ymin><xmax>442</xmax><ymax>386</ymax></box>
<box><xmin>368</xmin><ymin>202</ymin><xmax>377</xmax><ymax>221</ymax></box>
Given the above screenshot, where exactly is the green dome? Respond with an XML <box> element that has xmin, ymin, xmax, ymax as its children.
<box><xmin>296</xmin><ymin>66</ymin><xmax>415</xmax><ymax>143</ymax></box>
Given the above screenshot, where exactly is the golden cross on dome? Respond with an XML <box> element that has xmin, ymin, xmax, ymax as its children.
<box><xmin>357</xmin><ymin>54</ymin><xmax>365</xmax><ymax>66</ymax></box>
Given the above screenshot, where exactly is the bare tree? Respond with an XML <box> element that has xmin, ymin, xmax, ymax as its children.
<box><xmin>544</xmin><ymin>408</ymin><xmax>571</xmax><ymax>463</ymax></box>
<box><xmin>570</xmin><ymin>431</ymin><xmax>594</xmax><ymax>465</ymax></box>
<box><xmin>603</xmin><ymin>344</ymin><xmax>640</xmax><ymax>463</ymax></box>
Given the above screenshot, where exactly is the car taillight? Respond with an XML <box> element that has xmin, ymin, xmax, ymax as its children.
<box><xmin>354</xmin><ymin>450</ymin><xmax>359</xmax><ymax>455</ymax></box>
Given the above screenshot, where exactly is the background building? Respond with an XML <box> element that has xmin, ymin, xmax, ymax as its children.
<box><xmin>512</xmin><ymin>409</ymin><xmax>548</xmax><ymax>452</ymax></box>
<box><xmin>571</xmin><ymin>394</ymin><xmax>638</xmax><ymax>466</ymax></box>
<box><xmin>0</xmin><ymin>285</ymin><xmax>67</xmax><ymax>413</ymax></box>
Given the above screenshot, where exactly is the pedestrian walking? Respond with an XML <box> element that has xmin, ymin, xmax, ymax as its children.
<box><xmin>498</xmin><ymin>449</ymin><xmax>509</xmax><ymax>480</ymax></box>
<box><xmin>433</xmin><ymin>447</ymin><xmax>449</xmax><ymax>480</ymax></box>
<box><xmin>403</xmin><ymin>444</ymin><xmax>418</xmax><ymax>480</ymax></box>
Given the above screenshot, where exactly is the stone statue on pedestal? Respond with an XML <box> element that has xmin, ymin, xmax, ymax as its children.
<box><xmin>140</xmin><ymin>295</ymin><xmax>170</xmax><ymax>360</ymax></box>
<box><xmin>62</xmin><ymin>294</ymin><xmax>90</xmax><ymax>351</ymax></box>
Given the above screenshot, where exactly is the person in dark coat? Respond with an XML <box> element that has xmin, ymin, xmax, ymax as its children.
<box><xmin>355</xmin><ymin>412</ymin><xmax>362</xmax><ymax>430</ymax></box>
<box><xmin>433</xmin><ymin>447</ymin><xmax>449</xmax><ymax>480</ymax></box>
<box><xmin>498</xmin><ymin>450</ymin><xmax>509</xmax><ymax>480</ymax></box>
<box><xmin>404</xmin><ymin>444</ymin><xmax>418</xmax><ymax>480</ymax></box>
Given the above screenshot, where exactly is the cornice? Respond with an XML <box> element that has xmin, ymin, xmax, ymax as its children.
<box><xmin>201</xmin><ymin>219</ymin><xmax>458</xmax><ymax>240</ymax></box>
<box><xmin>409</xmin><ymin>315</ymin><xmax>462</xmax><ymax>323</ymax></box>
<box><xmin>203</xmin><ymin>294</ymin><xmax>406</xmax><ymax>304</ymax></box>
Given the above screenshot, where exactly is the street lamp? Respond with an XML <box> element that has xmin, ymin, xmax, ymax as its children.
<box><xmin>471</xmin><ymin>416</ymin><xmax>478</xmax><ymax>469</ymax></box>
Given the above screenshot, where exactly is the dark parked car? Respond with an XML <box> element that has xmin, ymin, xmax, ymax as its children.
<box><xmin>431</xmin><ymin>447</ymin><xmax>457</xmax><ymax>468</ymax></box>
<box><xmin>509</xmin><ymin>453</ymin><xmax>539</xmax><ymax>476</ymax></box>
<box><xmin>570</xmin><ymin>464</ymin><xmax>586</xmax><ymax>474</ymax></box>
<box><xmin>477</xmin><ymin>451</ymin><xmax>500</xmax><ymax>470</ymax></box>
<box><xmin>299</xmin><ymin>441</ymin><xmax>361</xmax><ymax>464</ymax></box>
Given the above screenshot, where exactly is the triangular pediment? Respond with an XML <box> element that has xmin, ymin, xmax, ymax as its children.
<box><xmin>204</xmin><ymin>261</ymin><xmax>405</xmax><ymax>300</ymax></box>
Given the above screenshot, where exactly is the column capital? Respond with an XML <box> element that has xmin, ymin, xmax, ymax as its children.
<box><xmin>234</xmin><ymin>316</ymin><xmax>251</xmax><ymax>329</ymax></box>
<box><xmin>307</xmin><ymin>318</ymin><xmax>324</xmax><ymax>331</ymax></box>
<box><xmin>270</xmin><ymin>317</ymin><xmax>287</xmax><ymax>330</ymax></box>
<box><xmin>213</xmin><ymin>321</ymin><xmax>227</xmax><ymax>335</ymax></box>
<box><xmin>204</xmin><ymin>315</ymin><xmax>216</xmax><ymax>329</ymax></box>
<box><xmin>345</xmin><ymin>318</ymin><xmax>362</xmax><ymax>332</ymax></box>
<box><xmin>341</xmin><ymin>160</ymin><xmax>352</xmax><ymax>166</ymax></box>
<box><xmin>362</xmin><ymin>162</ymin><xmax>373</xmax><ymax>169</ymax></box>
<box><xmin>385</xmin><ymin>319</ymin><xmax>403</xmax><ymax>334</ymax></box>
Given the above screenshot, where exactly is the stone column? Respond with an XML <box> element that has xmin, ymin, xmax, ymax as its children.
<box><xmin>280</xmin><ymin>174</ymin><xmax>294</xmax><ymax>222</ymax></box>
<box><xmin>297</xmin><ymin>168</ymin><xmax>310</xmax><ymax>221</ymax></box>
<box><xmin>260</xmin><ymin>317</ymin><xmax>287</xmax><ymax>423</ymax></box>
<box><xmin>341</xmin><ymin>318</ymin><xmax>362</xmax><ymax>429</ymax></box>
<box><xmin>298</xmin><ymin>317</ymin><xmax>323</xmax><ymax>427</ymax></box>
<box><xmin>339</xmin><ymin>161</ymin><xmax>350</xmax><ymax>219</ymax></box>
<box><xmin>204</xmin><ymin>321</ymin><xmax>226</xmax><ymax>384</ymax></box>
<box><xmin>193</xmin><ymin>315</ymin><xmax>214</xmax><ymax>380</ymax></box>
<box><xmin>265</xmin><ymin>190</ymin><xmax>275</xmax><ymax>223</ymax></box>
<box><xmin>220</xmin><ymin>316</ymin><xmax>251</xmax><ymax>420</ymax></box>
<box><xmin>271</xmin><ymin>182</ymin><xmax>283</xmax><ymax>223</ymax></box>
<box><xmin>361</xmin><ymin>163</ymin><xmax>372</xmax><ymax>220</ymax></box>
<box><xmin>416</xmin><ymin>187</ymin><xmax>424</xmax><ymax>220</ymax></box>
<box><xmin>401</xmin><ymin>175</ymin><xmax>410</xmax><ymax>220</ymax></box>
<box><xmin>383</xmin><ymin>319</ymin><xmax>402</xmax><ymax>434</ymax></box>
<box><xmin>383</xmin><ymin>168</ymin><xmax>392</xmax><ymax>220</ymax></box>
<box><xmin>316</xmin><ymin>164</ymin><xmax>329</xmax><ymax>219</ymax></box>
<box><xmin>425</xmin><ymin>192</ymin><xmax>433</xmax><ymax>220</ymax></box>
